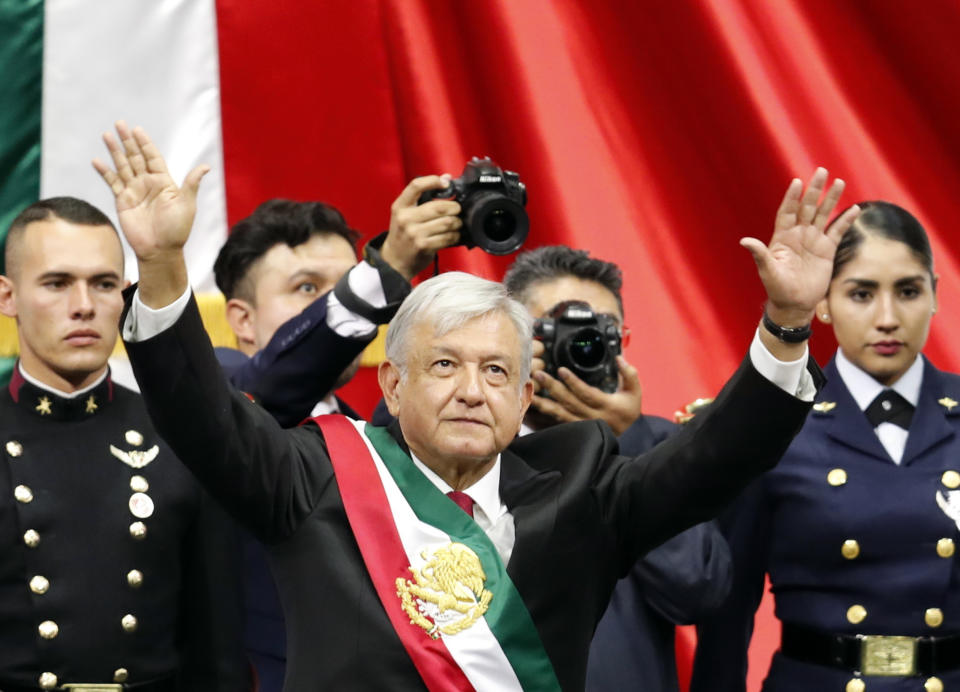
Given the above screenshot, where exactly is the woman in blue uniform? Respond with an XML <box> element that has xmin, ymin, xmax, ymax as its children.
<box><xmin>692</xmin><ymin>202</ymin><xmax>960</xmax><ymax>692</ymax></box>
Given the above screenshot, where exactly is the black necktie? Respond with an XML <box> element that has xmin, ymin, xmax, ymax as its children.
<box><xmin>864</xmin><ymin>390</ymin><xmax>915</xmax><ymax>430</ymax></box>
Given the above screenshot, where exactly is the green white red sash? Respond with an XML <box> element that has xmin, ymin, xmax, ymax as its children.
<box><xmin>315</xmin><ymin>414</ymin><xmax>561</xmax><ymax>692</ymax></box>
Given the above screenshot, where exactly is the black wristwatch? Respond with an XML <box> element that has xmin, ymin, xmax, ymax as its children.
<box><xmin>762</xmin><ymin>310</ymin><xmax>812</xmax><ymax>343</ymax></box>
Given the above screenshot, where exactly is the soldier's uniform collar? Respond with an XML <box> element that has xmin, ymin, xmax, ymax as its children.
<box><xmin>8</xmin><ymin>366</ymin><xmax>114</xmax><ymax>421</ymax></box>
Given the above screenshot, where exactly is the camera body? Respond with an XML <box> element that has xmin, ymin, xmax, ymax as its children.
<box><xmin>418</xmin><ymin>157</ymin><xmax>528</xmax><ymax>255</ymax></box>
<box><xmin>533</xmin><ymin>300</ymin><xmax>622</xmax><ymax>393</ymax></box>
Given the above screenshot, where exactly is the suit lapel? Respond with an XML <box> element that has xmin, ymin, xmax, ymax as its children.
<box><xmin>818</xmin><ymin>360</ymin><xmax>892</xmax><ymax>464</ymax></box>
<box><xmin>499</xmin><ymin>448</ymin><xmax>561</xmax><ymax>583</ymax></box>
<box><xmin>902</xmin><ymin>360</ymin><xmax>959</xmax><ymax>466</ymax></box>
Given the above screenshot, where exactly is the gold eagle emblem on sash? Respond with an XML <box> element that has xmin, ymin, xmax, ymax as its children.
<box><xmin>396</xmin><ymin>542</ymin><xmax>493</xmax><ymax>639</ymax></box>
<box><xmin>110</xmin><ymin>444</ymin><xmax>160</xmax><ymax>469</ymax></box>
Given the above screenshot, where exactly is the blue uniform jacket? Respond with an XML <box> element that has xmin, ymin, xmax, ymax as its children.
<box><xmin>692</xmin><ymin>356</ymin><xmax>960</xmax><ymax>692</ymax></box>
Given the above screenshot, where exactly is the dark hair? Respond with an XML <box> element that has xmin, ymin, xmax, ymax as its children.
<box><xmin>213</xmin><ymin>199</ymin><xmax>361</xmax><ymax>301</ymax></box>
<box><xmin>833</xmin><ymin>201</ymin><xmax>934</xmax><ymax>281</ymax></box>
<box><xmin>503</xmin><ymin>245</ymin><xmax>624</xmax><ymax>316</ymax></box>
<box><xmin>5</xmin><ymin>197</ymin><xmax>117</xmax><ymax>276</ymax></box>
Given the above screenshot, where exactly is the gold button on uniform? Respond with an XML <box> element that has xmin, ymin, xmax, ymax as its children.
<box><xmin>129</xmin><ymin>522</ymin><xmax>147</xmax><ymax>540</ymax></box>
<box><xmin>121</xmin><ymin>614</ymin><xmax>138</xmax><ymax>632</ymax></box>
<box><xmin>942</xmin><ymin>470</ymin><xmax>960</xmax><ymax>489</ymax></box>
<box><xmin>23</xmin><ymin>529</ymin><xmax>40</xmax><ymax>548</ymax></box>
<box><xmin>39</xmin><ymin>672</ymin><xmax>58</xmax><ymax>689</ymax></box>
<box><xmin>828</xmin><ymin>468</ymin><xmax>848</xmax><ymax>486</ymax></box>
<box><xmin>847</xmin><ymin>605</ymin><xmax>867</xmax><ymax>624</ymax></box>
<box><xmin>937</xmin><ymin>538</ymin><xmax>955</xmax><ymax>558</ymax></box>
<box><xmin>6</xmin><ymin>440</ymin><xmax>22</xmax><ymax>457</ymax></box>
<box><xmin>126</xmin><ymin>429</ymin><xmax>144</xmax><ymax>446</ymax></box>
<box><xmin>114</xmin><ymin>668</ymin><xmax>129</xmax><ymax>683</ymax></box>
<box><xmin>38</xmin><ymin>620</ymin><xmax>59</xmax><ymax>639</ymax></box>
<box><xmin>925</xmin><ymin>677</ymin><xmax>944</xmax><ymax>692</ymax></box>
<box><xmin>846</xmin><ymin>679</ymin><xmax>865</xmax><ymax>692</ymax></box>
<box><xmin>130</xmin><ymin>475</ymin><xmax>149</xmax><ymax>493</ymax></box>
<box><xmin>127</xmin><ymin>570</ymin><xmax>144</xmax><ymax>588</ymax></box>
<box><xmin>841</xmin><ymin>540</ymin><xmax>860</xmax><ymax>559</ymax></box>
<box><xmin>14</xmin><ymin>485</ymin><xmax>33</xmax><ymax>503</ymax></box>
<box><xmin>925</xmin><ymin>608</ymin><xmax>944</xmax><ymax>628</ymax></box>
<box><xmin>30</xmin><ymin>575</ymin><xmax>49</xmax><ymax>594</ymax></box>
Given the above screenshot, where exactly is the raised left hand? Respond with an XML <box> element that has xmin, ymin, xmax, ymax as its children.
<box><xmin>741</xmin><ymin>167</ymin><xmax>860</xmax><ymax>324</ymax></box>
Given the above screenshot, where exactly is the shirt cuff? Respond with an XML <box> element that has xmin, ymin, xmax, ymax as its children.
<box><xmin>326</xmin><ymin>262</ymin><xmax>383</xmax><ymax>338</ymax></box>
<box><xmin>748</xmin><ymin>328</ymin><xmax>816</xmax><ymax>401</ymax></box>
<box><xmin>122</xmin><ymin>286</ymin><xmax>192</xmax><ymax>342</ymax></box>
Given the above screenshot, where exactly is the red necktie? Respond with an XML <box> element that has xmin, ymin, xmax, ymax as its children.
<box><xmin>447</xmin><ymin>491</ymin><xmax>475</xmax><ymax>518</ymax></box>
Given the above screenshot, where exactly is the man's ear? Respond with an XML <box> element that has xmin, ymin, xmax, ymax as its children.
<box><xmin>225</xmin><ymin>298</ymin><xmax>257</xmax><ymax>351</ymax></box>
<box><xmin>378</xmin><ymin>360</ymin><xmax>402</xmax><ymax>417</ymax></box>
<box><xmin>518</xmin><ymin>378</ymin><xmax>534</xmax><ymax>427</ymax></box>
<box><xmin>0</xmin><ymin>276</ymin><xmax>17</xmax><ymax>319</ymax></box>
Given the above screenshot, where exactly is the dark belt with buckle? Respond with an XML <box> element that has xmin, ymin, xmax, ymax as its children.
<box><xmin>782</xmin><ymin>623</ymin><xmax>960</xmax><ymax>676</ymax></box>
<box><xmin>0</xmin><ymin>677</ymin><xmax>174</xmax><ymax>692</ymax></box>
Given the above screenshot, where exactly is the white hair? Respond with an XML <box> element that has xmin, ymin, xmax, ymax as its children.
<box><xmin>385</xmin><ymin>271</ymin><xmax>534</xmax><ymax>383</ymax></box>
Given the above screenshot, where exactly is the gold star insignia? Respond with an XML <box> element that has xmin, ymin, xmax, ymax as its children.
<box><xmin>939</xmin><ymin>397</ymin><xmax>958</xmax><ymax>412</ymax></box>
<box><xmin>813</xmin><ymin>401</ymin><xmax>837</xmax><ymax>413</ymax></box>
<box><xmin>85</xmin><ymin>395</ymin><xmax>98</xmax><ymax>414</ymax></box>
<box><xmin>35</xmin><ymin>397</ymin><xmax>52</xmax><ymax>416</ymax></box>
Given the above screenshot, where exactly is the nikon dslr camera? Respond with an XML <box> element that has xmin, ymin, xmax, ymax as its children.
<box><xmin>533</xmin><ymin>300</ymin><xmax>622</xmax><ymax>393</ymax></box>
<box><xmin>418</xmin><ymin>157</ymin><xmax>528</xmax><ymax>255</ymax></box>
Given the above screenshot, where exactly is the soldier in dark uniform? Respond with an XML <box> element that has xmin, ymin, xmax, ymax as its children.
<box><xmin>693</xmin><ymin>202</ymin><xmax>960</xmax><ymax>692</ymax></box>
<box><xmin>0</xmin><ymin>197</ymin><xmax>250</xmax><ymax>691</ymax></box>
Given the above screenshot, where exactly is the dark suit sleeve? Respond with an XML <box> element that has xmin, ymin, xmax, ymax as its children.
<box><xmin>596</xmin><ymin>355</ymin><xmax>811</xmax><ymax>574</ymax></box>
<box><xmin>123</xmin><ymin>290</ymin><xmax>336</xmax><ymax>544</ymax></box>
<box><xmin>228</xmin><ymin>261</ymin><xmax>411</xmax><ymax>428</ymax></box>
<box><xmin>618</xmin><ymin>415</ymin><xmax>733</xmax><ymax>624</ymax></box>
<box><xmin>176</xmin><ymin>491</ymin><xmax>253</xmax><ymax>691</ymax></box>
<box><xmin>690</xmin><ymin>480</ymin><xmax>771</xmax><ymax>692</ymax></box>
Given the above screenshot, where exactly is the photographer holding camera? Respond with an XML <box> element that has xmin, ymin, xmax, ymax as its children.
<box><xmin>503</xmin><ymin>245</ymin><xmax>732</xmax><ymax>692</ymax></box>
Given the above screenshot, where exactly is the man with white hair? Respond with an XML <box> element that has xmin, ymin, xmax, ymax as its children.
<box><xmin>97</xmin><ymin>123</ymin><xmax>858</xmax><ymax>690</ymax></box>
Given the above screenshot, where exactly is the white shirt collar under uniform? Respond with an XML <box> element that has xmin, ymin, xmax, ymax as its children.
<box><xmin>834</xmin><ymin>349</ymin><xmax>924</xmax><ymax>464</ymax></box>
<box><xmin>835</xmin><ymin>348</ymin><xmax>923</xmax><ymax>411</ymax></box>
<box><xmin>18</xmin><ymin>363</ymin><xmax>108</xmax><ymax>399</ymax></box>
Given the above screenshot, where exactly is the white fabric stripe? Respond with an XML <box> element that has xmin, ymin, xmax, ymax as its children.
<box><xmin>41</xmin><ymin>0</ymin><xmax>227</xmax><ymax>293</ymax></box>
<box><xmin>350</xmin><ymin>420</ymin><xmax>524</xmax><ymax>692</ymax></box>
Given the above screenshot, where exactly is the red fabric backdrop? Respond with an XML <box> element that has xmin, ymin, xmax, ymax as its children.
<box><xmin>213</xmin><ymin>1</ymin><xmax>960</xmax><ymax>689</ymax></box>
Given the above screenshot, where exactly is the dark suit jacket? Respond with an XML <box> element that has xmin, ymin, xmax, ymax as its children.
<box><xmin>587</xmin><ymin>414</ymin><xmax>731</xmax><ymax>692</ymax></box>
<box><xmin>124</xmin><ymin>294</ymin><xmax>811</xmax><ymax>691</ymax></box>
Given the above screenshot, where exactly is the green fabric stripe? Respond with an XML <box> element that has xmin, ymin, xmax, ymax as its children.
<box><xmin>0</xmin><ymin>0</ymin><xmax>44</xmax><ymax>270</ymax></box>
<box><xmin>365</xmin><ymin>425</ymin><xmax>561</xmax><ymax>692</ymax></box>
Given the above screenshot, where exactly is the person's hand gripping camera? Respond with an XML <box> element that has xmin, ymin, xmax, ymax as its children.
<box><xmin>530</xmin><ymin>301</ymin><xmax>644</xmax><ymax>436</ymax></box>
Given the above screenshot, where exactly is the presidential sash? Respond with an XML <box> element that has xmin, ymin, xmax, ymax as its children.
<box><xmin>315</xmin><ymin>414</ymin><xmax>561</xmax><ymax>692</ymax></box>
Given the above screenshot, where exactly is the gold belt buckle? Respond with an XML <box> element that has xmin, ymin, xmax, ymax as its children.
<box><xmin>60</xmin><ymin>685</ymin><xmax>124</xmax><ymax>691</ymax></box>
<box><xmin>859</xmin><ymin>635</ymin><xmax>918</xmax><ymax>676</ymax></box>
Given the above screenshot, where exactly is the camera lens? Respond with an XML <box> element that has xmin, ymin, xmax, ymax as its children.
<box><xmin>566</xmin><ymin>328</ymin><xmax>606</xmax><ymax>369</ymax></box>
<box><xmin>463</xmin><ymin>192</ymin><xmax>529</xmax><ymax>255</ymax></box>
<box><xmin>483</xmin><ymin>208</ymin><xmax>516</xmax><ymax>242</ymax></box>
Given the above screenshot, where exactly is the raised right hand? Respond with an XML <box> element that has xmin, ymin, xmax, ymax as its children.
<box><xmin>92</xmin><ymin>121</ymin><xmax>208</xmax><ymax>262</ymax></box>
<box><xmin>380</xmin><ymin>175</ymin><xmax>462</xmax><ymax>279</ymax></box>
